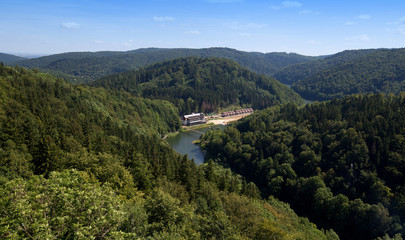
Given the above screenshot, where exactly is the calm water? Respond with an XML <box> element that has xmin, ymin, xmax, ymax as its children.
<box><xmin>166</xmin><ymin>125</ymin><xmax>224</xmax><ymax>165</ymax></box>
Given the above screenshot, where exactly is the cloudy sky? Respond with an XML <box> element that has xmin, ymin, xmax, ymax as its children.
<box><xmin>1</xmin><ymin>0</ymin><xmax>405</xmax><ymax>56</ymax></box>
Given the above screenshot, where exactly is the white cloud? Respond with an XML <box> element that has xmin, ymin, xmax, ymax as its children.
<box><xmin>153</xmin><ymin>16</ymin><xmax>175</xmax><ymax>22</ymax></box>
<box><xmin>270</xmin><ymin>5</ymin><xmax>282</xmax><ymax>10</ymax></box>
<box><xmin>271</xmin><ymin>1</ymin><xmax>302</xmax><ymax>10</ymax></box>
<box><xmin>93</xmin><ymin>40</ymin><xmax>104</xmax><ymax>44</ymax></box>
<box><xmin>186</xmin><ymin>30</ymin><xmax>201</xmax><ymax>35</ymax></box>
<box><xmin>345</xmin><ymin>34</ymin><xmax>370</xmax><ymax>42</ymax></box>
<box><xmin>391</xmin><ymin>16</ymin><xmax>405</xmax><ymax>25</ymax></box>
<box><xmin>345</xmin><ymin>14</ymin><xmax>370</xmax><ymax>26</ymax></box>
<box><xmin>61</xmin><ymin>22</ymin><xmax>80</xmax><ymax>29</ymax></box>
<box><xmin>281</xmin><ymin>1</ymin><xmax>303</xmax><ymax>8</ymax></box>
<box><xmin>390</xmin><ymin>25</ymin><xmax>405</xmax><ymax>35</ymax></box>
<box><xmin>387</xmin><ymin>16</ymin><xmax>405</xmax><ymax>34</ymax></box>
<box><xmin>357</xmin><ymin>14</ymin><xmax>371</xmax><ymax>20</ymax></box>
<box><xmin>123</xmin><ymin>40</ymin><xmax>134</xmax><ymax>46</ymax></box>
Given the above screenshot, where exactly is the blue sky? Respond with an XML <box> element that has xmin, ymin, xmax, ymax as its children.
<box><xmin>1</xmin><ymin>0</ymin><xmax>405</xmax><ymax>56</ymax></box>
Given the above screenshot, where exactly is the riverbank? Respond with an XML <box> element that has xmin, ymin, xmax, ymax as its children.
<box><xmin>166</xmin><ymin>125</ymin><xmax>225</xmax><ymax>165</ymax></box>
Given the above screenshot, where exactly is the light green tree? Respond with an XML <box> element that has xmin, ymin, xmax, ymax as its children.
<box><xmin>0</xmin><ymin>170</ymin><xmax>126</xmax><ymax>239</ymax></box>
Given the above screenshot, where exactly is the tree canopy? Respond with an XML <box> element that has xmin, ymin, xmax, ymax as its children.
<box><xmin>273</xmin><ymin>48</ymin><xmax>405</xmax><ymax>101</ymax></box>
<box><xmin>92</xmin><ymin>57</ymin><xmax>304</xmax><ymax>114</ymax></box>
<box><xmin>0</xmin><ymin>64</ymin><xmax>335</xmax><ymax>239</ymax></box>
<box><xmin>201</xmin><ymin>93</ymin><xmax>405</xmax><ymax>240</ymax></box>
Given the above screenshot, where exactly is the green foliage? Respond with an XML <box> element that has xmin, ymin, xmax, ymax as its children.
<box><xmin>93</xmin><ymin>57</ymin><xmax>304</xmax><ymax>114</ymax></box>
<box><xmin>0</xmin><ymin>140</ymin><xmax>33</xmax><ymax>182</ymax></box>
<box><xmin>201</xmin><ymin>94</ymin><xmax>405</xmax><ymax>239</ymax></box>
<box><xmin>274</xmin><ymin>49</ymin><xmax>377</xmax><ymax>85</ymax></box>
<box><xmin>15</xmin><ymin>47</ymin><xmax>317</xmax><ymax>83</ymax></box>
<box><xmin>0</xmin><ymin>65</ymin><xmax>334</xmax><ymax>239</ymax></box>
<box><xmin>0</xmin><ymin>65</ymin><xmax>181</xmax><ymax>181</ymax></box>
<box><xmin>0</xmin><ymin>170</ymin><xmax>125</xmax><ymax>239</ymax></box>
<box><xmin>274</xmin><ymin>48</ymin><xmax>405</xmax><ymax>101</ymax></box>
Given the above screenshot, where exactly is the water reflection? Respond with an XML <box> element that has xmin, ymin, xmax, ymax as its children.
<box><xmin>166</xmin><ymin>125</ymin><xmax>224</xmax><ymax>165</ymax></box>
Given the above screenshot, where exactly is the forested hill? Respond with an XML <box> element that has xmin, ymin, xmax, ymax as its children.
<box><xmin>0</xmin><ymin>65</ymin><xmax>337</xmax><ymax>239</ymax></box>
<box><xmin>273</xmin><ymin>49</ymin><xmax>377</xmax><ymax>85</ymax></box>
<box><xmin>14</xmin><ymin>47</ymin><xmax>317</xmax><ymax>83</ymax></box>
<box><xmin>273</xmin><ymin>48</ymin><xmax>405</xmax><ymax>101</ymax></box>
<box><xmin>201</xmin><ymin>93</ymin><xmax>405</xmax><ymax>240</ymax></box>
<box><xmin>92</xmin><ymin>57</ymin><xmax>304</xmax><ymax>114</ymax></box>
<box><xmin>291</xmin><ymin>48</ymin><xmax>405</xmax><ymax>100</ymax></box>
<box><xmin>0</xmin><ymin>53</ymin><xmax>26</xmax><ymax>64</ymax></box>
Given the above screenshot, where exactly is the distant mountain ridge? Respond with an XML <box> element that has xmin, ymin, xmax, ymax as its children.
<box><xmin>14</xmin><ymin>47</ymin><xmax>317</xmax><ymax>83</ymax></box>
<box><xmin>0</xmin><ymin>53</ymin><xmax>26</xmax><ymax>64</ymax></box>
<box><xmin>273</xmin><ymin>48</ymin><xmax>405</xmax><ymax>100</ymax></box>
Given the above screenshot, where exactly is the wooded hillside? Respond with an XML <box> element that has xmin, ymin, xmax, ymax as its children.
<box><xmin>0</xmin><ymin>53</ymin><xmax>26</xmax><ymax>65</ymax></box>
<box><xmin>15</xmin><ymin>47</ymin><xmax>317</xmax><ymax>83</ymax></box>
<box><xmin>201</xmin><ymin>93</ymin><xmax>405</xmax><ymax>240</ymax></box>
<box><xmin>0</xmin><ymin>64</ymin><xmax>336</xmax><ymax>239</ymax></box>
<box><xmin>273</xmin><ymin>48</ymin><xmax>405</xmax><ymax>101</ymax></box>
<box><xmin>92</xmin><ymin>57</ymin><xmax>304</xmax><ymax>114</ymax></box>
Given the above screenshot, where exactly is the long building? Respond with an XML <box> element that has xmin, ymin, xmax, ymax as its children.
<box><xmin>221</xmin><ymin>108</ymin><xmax>253</xmax><ymax>117</ymax></box>
<box><xmin>181</xmin><ymin>113</ymin><xmax>206</xmax><ymax>126</ymax></box>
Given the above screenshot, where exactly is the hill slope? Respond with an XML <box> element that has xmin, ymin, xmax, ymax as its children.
<box><xmin>273</xmin><ymin>49</ymin><xmax>377</xmax><ymax>85</ymax></box>
<box><xmin>92</xmin><ymin>57</ymin><xmax>304</xmax><ymax>114</ymax></box>
<box><xmin>273</xmin><ymin>48</ymin><xmax>405</xmax><ymax>101</ymax></box>
<box><xmin>0</xmin><ymin>65</ymin><xmax>337</xmax><ymax>239</ymax></box>
<box><xmin>0</xmin><ymin>53</ymin><xmax>26</xmax><ymax>64</ymax></box>
<box><xmin>15</xmin><ymin>47</ymin><xmax>317</xmax><ymax>83</ymax></box>
<box><xmin>292</xmin><ymin>48</ymin><xmax>405</xmax><ymax>100</ymax></box>
<box><xmin>201</xmin><ymin>94</ymin><xmax>405</xmax><ymax>240</ymax></box>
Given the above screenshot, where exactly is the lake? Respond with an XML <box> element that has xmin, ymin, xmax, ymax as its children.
<box><xmin>166</xmin><ymin>125</ymin><xmax>224</xmax><ymax>165</ymax></box>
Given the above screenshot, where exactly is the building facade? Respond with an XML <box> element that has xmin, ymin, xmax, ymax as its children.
<box><xmin>181</xmin><ymin>113</ymin><xmax>207</xmax><ymax>126</ymax></box>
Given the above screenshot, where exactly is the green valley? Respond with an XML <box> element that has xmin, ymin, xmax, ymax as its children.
<box><xmin>0</xmin><ymin>64</ymin><xmax>336</xmax><ymax>239</ymax></box>
<box><xmin>2</xmin><ymin>46</ymin><xmax>405</xmax><ymax>240</ymax></box>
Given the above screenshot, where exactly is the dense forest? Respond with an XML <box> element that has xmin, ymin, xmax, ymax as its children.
<box><xmin>13</xmin><ymin>47</ymin><xmax>317</xmax><ymax>83</ymax></box>
<box><xmin>201</xmin><ymin>93</ymin><xmax>405</xmax><ymax>239</ymax></box>
<box><xmin>0</xmin><ymin>53</ymin><xmax>26</xmax><ymax>65</ymax></box>
<box><xmin>92</xmin><ymin>57</ymin><xmax>304</xmax><ymax>114</ymax></box>
<box><xmin>273</xmin><ymin>48</ymin><xmax>405</xmax><ymax>101</ymax></box>
<box><xmin>292</xmin><ymin>49</ymin><xmax>405</xmax><ymax>100</ymax></box>
<box><xmin>0</xmin><ymin>64</ymin><xmax>337</xmax><ymax>239</ymax></box>
<box><xmin>273</xmin><ymin>49</ymin><xmax>377</xmax><ymax>85</ymax></box>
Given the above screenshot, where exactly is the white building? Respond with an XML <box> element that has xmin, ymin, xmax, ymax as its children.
<box><xmin>181</xmin><ymin>113</ymin><xmax>206</xmax><ymax>126</ymax></box>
